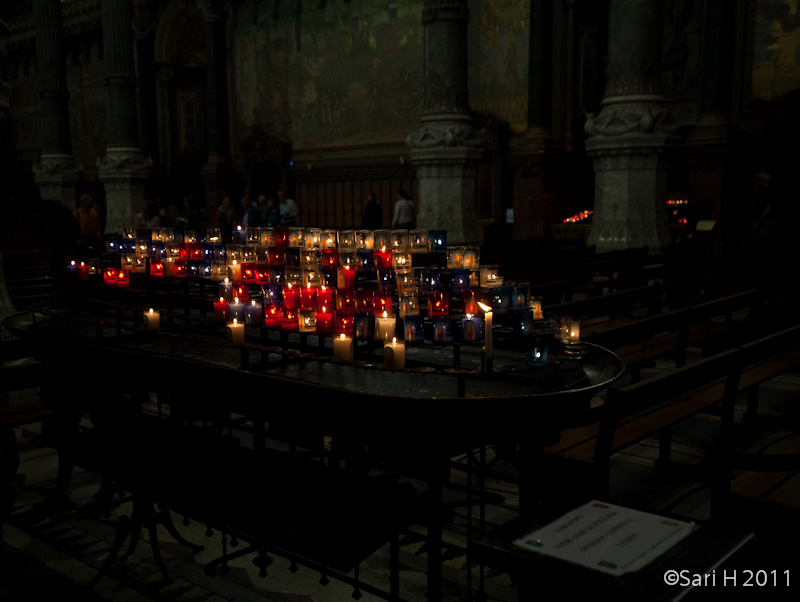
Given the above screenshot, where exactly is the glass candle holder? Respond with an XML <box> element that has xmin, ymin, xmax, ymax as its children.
<box><xmin>231</xmin><ymin>226</ymin><xmax>247</xmax><ymax>244</ymax></box>
<box><xmin>460</xmin><ymin>314</ymin><xmax>483</xmax><ymax>342</ymax></box>
<box><xmin>396</xmin><ymin>269</ymin><xmax>416</xmax><ymax>295</ymax></box>
<box><xmin>284</xmin><ymin>247</ymin><xmax>302</xmax><ymax>268</ymax></box>
<box><xmin>531</xmin><ymin>296</ymin><xmax>544</xmax><ymax>320</ymax></box>
<box><xmin>187</xmin><ymin>262</ymin><xmax>201</xmax><ymax>279</ymax></box>
<box><xmin>173</xmin><ymin>261</ymin><xmax>188</xmax><ymax>278</ymax></box>
<box><xmin>419</xmin><ymin>269</ymin><xmax>441</xmax><ymax>294</ymax></box>
<box><xmin>285</xmin><ymin>267</ymin><xmax>303</xmax><ymax>286</ymax></box>
<box><xmin>334</xmin><ymin>311</ymin><xmax>355</xmax><ymax>336</ymax></box>
<box><xmin>269</xmin><ymin>266</ymin><xmax>285</xmax><ymax>285</ymax></box>
<box><xmin>337</xmin><ymin>266</ymin><xmax>356</xmax><ymax>290</ymax></box>
<box><xmin>373</xmin><ymin>248</ymin><xmax>393</xmax><ymax>270</ymax></box>
<box><xmin>321</xmin><ymin>248</ymin><xmax>339</xmax><ymax>269</ymax></box>
<box><xmin>432</xmin><ymin>316</ymin><xmax>454</xmax><ymax>343</ymax></box>
<box><xmin>135</xmin><ymin>239</ymin><xmax>149</xmax><ymax>258</ymax></box>
<box><xmin>315</xmin><ymin>308</ymin><xmax>334</xmax><ymax>334</ymax></box>
<box><xmin>288</xmin><ymin>227</ymin><xmax>305</xmax><ymax>248</ymax></box>
<box><xmin>399</xmin><ymin>293</ymin><xmax>420</xmax><ymax>318</ymax></box>
<box><xmin>337</xmin><ymin>229</ymin><xmax>356</xmax><ymax>251</ymax></box>
<box><xmin>428</xmin><ymin>292</ymin><xmax>450</xmax><ymax>317</ymax></box>
<box><xmin>302</xmin><ymin>268</ymin><xmax>321</xmax><ymax>288</ymax></box>
<box><xmin>304</xmin><ymin>228</ymin><xmax>321</xmax><ymax>250</ymax></box>
<box><xmin>462</xmin><ymin>246</ymin><xmax>480</xmax><ymax>269</ymax></box>
<box><xmin>393</xmin><ymin>252</ymin><xmax>412</xmax><ymax>270</ymax></box>
<box><xmin>526</xmin><ymin>337</ymin><xmax>549</xmax><ymax>367</ymax></box>
<box><xmin>378</xmin><ymin>268</ymin><xmax>397</xmax><ymax>292</ymax></box>
<box><xmin>321</xmin><ymin>229</ymin><xmax>337</xmax><ymax>249</ymax></box>
<box><xmin>339</xmin><ymin>251</ymin><xmax>358</xmax><ymax>269</ymax></box>
<box><xmin>337</xmin><ymin>291</ymin><xmax>356</xmax><ymax>313</ymax></box>
<box><xmin>246</xmin><ymin>228</ymin><xmax>261</xmax><ymax>245</ymax></box>
<box><xmin>489</xmin><ymin>286</ymin><xmax>512</xmax><ymax>314</ymax></box>
<box><xmin>409</xmin><ymin>230</ymin><xmax>428</xmax><ymax>253</ymax></box>
<box><xmin>246</xmin><ymin>300</ymin><xmax>264</xmax><ymax>327</ymax></box>
<box><xmin>264</xmin><ymin>303</ymin><xmax>282</xmax><ymax>328</ymax></box>
<box><xmin>404</xmin><ymin>315</ymin><xmax>425</xmax><ymax>343</ymax></box>
<box><xmin>512</xmin><ymin>308</ymin><xmax>534</xmax><ymax>338</ymax></box>
<box><xmin>206</xmin><ymin>228</ymin><xmax>222</xmax><ymax>243</ymax></box>
<box><xmin>354</xmin><ymin>312</ymin><xmax>374</xmax><ymax>339</ymax></box>
<box><xmin>373</xmin><ymin>229</ymin><xmax>391</xmax><ymax>251</ymax></box>
<box><xmin>428</xmin><ymin>230</ymin><xmax>447</xmax><ymax>253</ymax></box>
<box><xmin>181</xmin><ymin>230</ymin><xmax>196</xmax><ymax>244</ymax></box>
<box><xmin>298</xmin><ymin>309</ymin><xmax>316</xmax><ymax>333</ymax></box>
<box><xmin>390</xmin><ymin>229</ymin><xmax>409</xmax><ymax>253</ymax></box>
<box><xmin>480</xmin><ymin>265</ymin><xmax>503</xmax><ymax>288</ymax></box>
<box><xmin>355</xmin><ymin>230</ymin><xmax>375</xmax><ymax>250</ymax></box>
<box><xmin>446</xmin><ymin>247</ymin><xmax>464</xmax><ymax>269</ymax></box>
<box><xmin>301</xmin><ymin>249</ymin><xmax>320</xmax><ymax>268</ymax></box>
<box><xmin>357</xmin><ymin>248</ymin><xmax>376</xmax><ymax>272</ymax></box>
<box><xmin>241</xmin><ymin>262</ymin><xmax>257</xmax><ymax>282</ymax></box>
<box><xmin>149</xmin><ymin>260</ymin><xmax>164</xmax><ymax>277</ymax></box>
<box><xmin>104</xmin><ymin>266</ymin><xmax>119</xmax><ymax>285</ymax></box>
<box><xmin>160</xmin><ymin>228</ymin><xmax>176</xmax><ymax>243</ymax></box>
<box><xmin>260</xmin><ymin>227</ymin><xmax>274</xmax><ymax>247</ymax></box>
<box><xmin>320</xmin><ymin>267</ymin><xmax>337</xmax><ymax>288</ymax></box>
<box><xmin>511</xmin><ymin>284</ymin><xmax>528</xmax><ymax>311</ymax></box>
<box><xmin>450</xmin><ymin>269</ymin><xmax>471</xmax><ymax>294</ymax></box>
<box><xmin>372</xmin><ymin>291</ymin><xmax>393</xmax><ymax>316</ymax></box>
<box><xmin>317</xmin><ymin>286</ymin><xmax>335</xmax><ymax>310</ymax></box>
<box><xmin>272</xmin><ymin>226</ymin><xmax>289</xmax><ymax>248</ymax></box>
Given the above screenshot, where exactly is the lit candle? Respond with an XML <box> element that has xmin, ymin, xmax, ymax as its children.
<box><xmin>373</xmin><ymin>247</ymin><xmax>393</xmax><ymax>270</ymax></box>
<box><xmin>67</xmin><ymin>260</ymin><xmax>76</xmax><ymax>277</ymax></box>
<box><xmin>149</xmin><ymin>260</ymin><xmax>164</xmax><ymax>277</ymax></box>
<box><xmin>143</xmin><ymin>308</ymin><xmax>160</xmax><ymax>331</ymax></box>
<box><xmin>214</xmin><ymin>297</ymin><xmax>230</xmax><ymax>322</ymax></box>
<box><xmin>229</xmin><ymin>259</ymin><xmax>242</xmax><ymax>281</ymax></box>
<box><xmin>245</xmin><ymin>300</ymin><xmax>263</xmax><ymax>326</ymax></box>
<box><xmin>76</xmin><ymin>262</ymin><xmax>90</xmax><ymax>281</ymax></box>
<box><xmin>404</xmin><ymin>315</ymin><xmax>425</xmax><ymax>342</ymax></box>
<box><xmin>264</xmin><ymin>304</ymin><xmax>281</xmax><ymax>328</ymax></box>
<box><xmin>282</xmin><ymin>283</ymin><xmax>300</xmax><ymax>311</ymax></box>
<box><xmin>163</xmin><ymin>258</ymin><xmax>175</xmax><ymax>277</ymax></box>
<box><xmin>104</xmin><ymin>267</ymin><xmax>117</xmax><ymax>286</ymax></box>
<box><xmin>226</xmin><ymin>318</ymin><xmax>245</xmax><ymax>345</ymax></box>
<box><xmin>219</xmin><ymin>278</ymin><xmax>233</xmax><ymax>301</ymax></box>
<box><xmin>229</xmin><ymin>297</ymin><xmax>245</xmax><ymax>322</ymax></box>
<box><xmin>298</xmin><ymin>309</ymin><xmax>317</xmax><ymax>332</ymax></box>
<box><xmin>315</xmin><ymin>306</ymin><xmax>334</xmax><ymax>335</ymax></box>
<box><xmin>383</xmin><ymin>337</ymin><xmax>406</xmax><ymax>370</ymax></box>
<box><xmin>568</xmin><ymin>319</ymin><xmax>581</xmax><ymax>343</ymax></box>
<box><xmin>432</xmin><ymin>317</ymin><xmax>454</xmax><ymax>343</ymax></box>
<box><xmin>317</xmin><ymin>285</ymin><xmax>335</xmax><ymax>311</ymax></box>
<box><xmin>337</xmin><ymin>266</ymin><xmax>356</xmax><ymax>290</ymax></box>
<box><xmin>532</xmin><ymin>297</ymin><xmax>544</xmax><ymax>320</ymax></box>
<box><xmin>478</xmin><ymin>302</ymin><xmax>493</xmax><ymax>360</ymax></box>
<box><xmin>301</xmin><ymin>283</ymin><xmax>317</xmax><ymax>309</ymax></box>
<box><xmin>116</xmin><ymin>269</ymin><xmax>130</xmax><ymax>287</ymax></box>
<box><xmin>332</xmin><ymin>333</ymin><xmax>354</xmax><ymax>362</ymax></box>
<box><xmin>374</xmin><ymin>311</ymin><xmax>396</xmax><ymax>341</ymax></box>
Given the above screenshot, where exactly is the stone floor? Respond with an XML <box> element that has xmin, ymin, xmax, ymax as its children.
<box><xmin>2</xmin><ymin>356</ymin><xmax>799</xmax><ymax>601</ymax></box>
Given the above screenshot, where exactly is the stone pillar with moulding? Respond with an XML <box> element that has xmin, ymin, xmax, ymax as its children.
<box><xmin>32</xmin><ymin>0</ymin><xmax>81</xmax><ymax>208</ymax></box>
<box><xmin>198</xmin><ymin>0</ymin><xmax>236</xmax><ymax>218</ymax></box>
<box><xmin>407</xmin><ymin>0</ymin><xmax>485</xmax><ymax>245</ymax></box>
<box><xmin>98</xmin><ymin>0</ymin><xmax>153</xmax><ymax>233</ymax></box>
<box><xmin>511</xmin><ymin>0</ymin><xmax>561</xmax><ymax>241</ymax></box>
<box><xmin>584</xmin><ymin>0</ymin><xmax>679</xmax><ymax>252</ymax></box>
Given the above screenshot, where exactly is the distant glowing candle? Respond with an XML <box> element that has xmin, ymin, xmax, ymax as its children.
<box><xmin>143</xmin><ymin>308</ymin><xmax>160</xmax><ymax>331</ymax></box>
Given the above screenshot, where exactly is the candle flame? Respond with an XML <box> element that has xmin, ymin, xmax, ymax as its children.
<box><xmin>70</xmin><ymin>260</ymin><xmax>75</xmax><ymax>266</ymax></box>
<box><xmin>478</xmin><ymin>302</ymin><xmax>491</xmax><ymax>312</ymax></box>
<box><xmin>233</xmin><ymin>318</ymin><xmax>238</xmax><ymax>324</ymax></box>
<box><xmin>392</xmin><ymin>337</ymin><xmax>397</xmax><ymax>344</ymax></box>
<box><xmin>339</xmin><ymin>333</ymin><xmax>345</xmax><ymax>340</ymax></box>
<box><xmin>235</xmin><ymin>297</ymin><xmax>239</xmax><ymax>303</ymax></box>
<box><xmin>466</xmin><ymin>313</ymin><xmax>472</xmax><ymax>319</ymax></box>
<box><xmin>149</xmin><ymin>308</ymin><xmax>154</xmax><ymax>314</ymax></box>
<box><xmin>219</xmin><ymin>297</ymin><xmax>223</xmax><ymax>302</ymax></box>
<box><xmin>382</xmin><ymin>311</ymin><xmax>388</xmax><ymax>318</ymax></box>
<box><xmin>252</xmin><ymin>300</ymin><xmax>256</xmax><ymax>306</ymax></box>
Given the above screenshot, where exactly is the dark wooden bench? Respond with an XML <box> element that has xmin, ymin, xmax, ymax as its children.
<box><xmin>546</xmin><ymin>324</ymin><xmax>800</xmax><ymax>498</ymax></box>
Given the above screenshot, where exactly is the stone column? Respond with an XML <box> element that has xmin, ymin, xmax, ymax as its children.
<box><xmin>98</xmin><ymin>0</ymin><xmax>152</xmax><ymax>233</ymax></box>
<box><xmin>32</xmin><ymin>0</ymin><xmax>81</xmax><ymax>208</ymax></box>
<box><xmin>511</xmin><ymin>0</ymin><xmax>560</xmax><ymax>241</ymax></box>
<box><xmin>683</xmin><ymin>0</ymin><xmax>739</xmax><ymax>253</ymax></box>
<box><xmin>0</xmin><ymin>24</ymin><xmax>11</xmax><ymax>204</ymax></box>
<box><xmin>407</xmin><ymin>0</ymin><xmax>484</xmax><ymax>245</ymax></box>
<box><xmin>133</xmin><ymin>0</ymin><xmax>157</xmax><ymax>164</ymax></box>
<box><xmin>198</xmin><ymin>0</ymin><xmax>236</xmax><ymax>219</ymax></box>
<box><xmin>584</xmin><ymin>0</ymin><xmax>679</xmax><ymax>252</ymax></box>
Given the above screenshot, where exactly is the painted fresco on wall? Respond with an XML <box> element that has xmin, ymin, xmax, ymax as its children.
<box><xmin>468</xmin><ymin>0</ymin><xmax>529</xmax><ymax>133</ymax></box>
<box><xmin>233</xmin><ymin>0</ymin><xmax>424</xmax><ymax>150</ymax></box>
<box><xmin>752</xmin><ymin>0</ymin><xmax>800</xmax><ymax>100</ymax></box>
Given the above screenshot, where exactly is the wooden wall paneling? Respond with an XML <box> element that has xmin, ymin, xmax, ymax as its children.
<box><xmin>325</xmin><ymin>181</ymin><xmax>336</xmax><ymax>228</ymax></box>
<box><xmin>381</xmin><ymin>180</ymin><xmax>392</xmax><ymax>228</ymax></box>
<box><xmin>343</xmin><ymin>181</ymin><xmax>353</xmax><ymax>228</ymax></box>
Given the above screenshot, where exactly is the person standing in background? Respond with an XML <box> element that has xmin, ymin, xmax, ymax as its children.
<box><xmin>278</xmin><ymin>190</ymin><xmax>298</xmax><ymax>226</ymax></box>
<box><xmin>361</xmin><ymin>191</ymin><xmax>382</xmax><ymax>229</ymax></box>
<box><xmin>74</xmin><ymin>193</ymin><xmax>102</xmax><ymax>251</ymax></box>
<box><xmin>391</xmin><ymin>189</ymin><xmax>415</xmax><ymax>229</ymax></box>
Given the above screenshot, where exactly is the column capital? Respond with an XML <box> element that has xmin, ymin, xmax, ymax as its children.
<box><xmin>197</xmin><ymin>0</ymin><xmax>225</xmax><ymax>22</ymax></box>
<box><xmin>406</xmin><ymin>115</ymin><xmax>485</xmax><ymax>151</ymax></box>
<box><xmin>422</xmin><ymin>1</ymin><xmax>470</xmax><ymax>25</ymax></box>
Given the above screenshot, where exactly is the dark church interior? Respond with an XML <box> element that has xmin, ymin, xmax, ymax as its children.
<box><xmin>1</xmin><ymin>1</ymin><xmax>799</xmax><ymax>600</ymax></box>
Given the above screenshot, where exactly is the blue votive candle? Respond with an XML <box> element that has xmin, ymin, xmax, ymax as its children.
<box><xmin>404</xmin><ymin>315</ymin><xmax>426</xmax><ymax>343</ymax></box>
<box><xmin>461</xmin><ymin>314</ymin><xmax>483</xmax><ymax>342</ymax></box>
<box><xmin>526</xmin><ymin>337</ymin><xmax>549</xmax><ymax>367</ymax></box>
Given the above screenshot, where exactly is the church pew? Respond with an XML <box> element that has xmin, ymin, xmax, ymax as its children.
<box><xmin>545</xmin><ymin>324</ymin><xmax>800</xmax><ymax>499</ymax></box>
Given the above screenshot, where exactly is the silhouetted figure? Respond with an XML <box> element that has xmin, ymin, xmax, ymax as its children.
<box><xmin>391</xmin><ymin>189</ymin><xmax>415</xmax><ymax>229</ymax></box>
<box><xmin>278</xmin><ymin>190</ymin><xmax>298</xmax><ymax>226</ymax></box>
<box><xmin>362</xmin><ymin>192</ymin><xmax>382</xmax><ymax>229</ymax></box>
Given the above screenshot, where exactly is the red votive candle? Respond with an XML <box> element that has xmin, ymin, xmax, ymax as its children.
<box><xmin>214</xmin><ymin>297</ymin><xmax>230</xmax><ymax>321</ymax></box>
<box><xmin>282</xmin><ymin>284</ymin><xmax>300</xmax><ymax>311</ymax></box>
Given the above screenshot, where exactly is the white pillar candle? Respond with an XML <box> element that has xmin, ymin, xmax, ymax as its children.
<box><xmin>383</xmin><ymin>337</ymin><xmax>405</xmax><ymax>370</ymax></box>
<box><xmin>143</xmin><ymin>308</ymin><xmax>160</xmax><ymax>331</ymax></box>
<box><xmin>478</xmin><ymin>302</ymin><xmax>493</xmax><ymax>359</ymax></box>
<box><xmin>332</xmin><ymin>333</ymin><xmax>354</xmax><ymax>362</ymax></box>
<box><xmin>374</xmin><ymin>311</ymin><xmax>396</xmax><ymax>341</ymax></box>
<box><xmin>226</xmin><ymin>318</ymin><xmax>245</xmax><ymax>346</ymax></box>
<box><xmin>229</xmin><ymin>297</ymin><xmax>245</xmax><ymax>322</ymax></box>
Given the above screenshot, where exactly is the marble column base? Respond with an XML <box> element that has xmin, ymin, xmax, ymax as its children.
<box><xmin>98</xmin><ymin>150</ymin><xmax>153</xmax><ymax>233</ymax></box>
<box><xmin>33</xmin><ymin>155</ymin><xmax>82</xmax><ymax>209</ymax></box>
<box><xmin>409</xmin><ymin>146</ymin><xmax>484</xmax><ymax>244</ymax></box>
<box><xmin>585</xmin><ymin>133</ymin><xmax>678</xmax><ymax>252</ymax></box>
